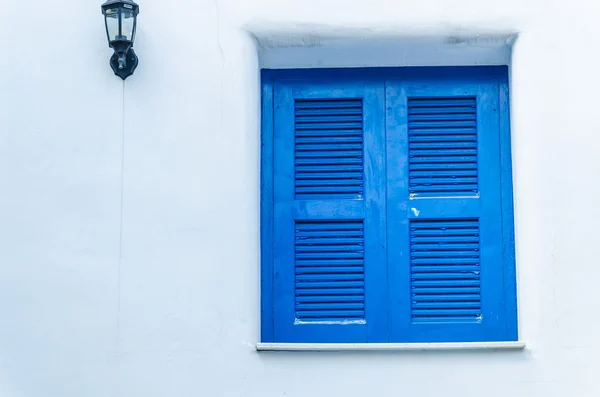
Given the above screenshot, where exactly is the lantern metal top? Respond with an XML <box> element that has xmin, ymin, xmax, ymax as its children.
<box><xmin>101</xmin><ymin>0</ymin><xmax>139</xmax><ymax>15</ymax></box>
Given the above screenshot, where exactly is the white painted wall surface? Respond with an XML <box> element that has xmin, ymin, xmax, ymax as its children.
<box><xmin>0</xmin><ymin>0</ymin><xmax>598</xmax><ymax>395</ymax></box>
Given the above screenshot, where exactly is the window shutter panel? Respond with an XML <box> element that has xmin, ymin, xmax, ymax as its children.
<box><xmin>272</xmin><ymin>81</ymin><xmax>387</xmax><ymax>343</ymax></box>
<box><xmin>387</xmin><ymin>79</ymin><xmax>514</xmax><ymax>342</ymax></box>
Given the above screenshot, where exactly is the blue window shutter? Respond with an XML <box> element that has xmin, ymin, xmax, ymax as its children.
<box><xmin>263</xmin><ymin>67</ymin><xmax>516</xmax><ymax>344</ymax></box>
<box><xmin>272</xmin><ymin>80</ymin><xmax>387</xmax><ymax>343</ymax></box>
<box><xmin>387</xmin><ymin>78</ymin><xmax>517</xmax><ymax>342</ymax></box>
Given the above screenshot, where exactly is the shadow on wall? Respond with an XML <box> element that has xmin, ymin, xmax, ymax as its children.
<box><xmin>245</xmin><ymin>23</ymin><xmax>517</xmax><ymax>68</ymax></box>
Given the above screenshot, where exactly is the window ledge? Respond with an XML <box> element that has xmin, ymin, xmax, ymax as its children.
<box><xmin>256</xmin><ymin>342</ymin><xmax>526</xmax><ymax>352</ymax></box>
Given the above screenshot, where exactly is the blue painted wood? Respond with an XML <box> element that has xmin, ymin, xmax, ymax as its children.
<box><xmin>272</xmin><ymin>81</ymin><xmax>299</xmax><ymax>342</ymax></box>
<box><xmin>292</xmin><ymin>200</ymin><xmax>366</xmax><ymax>219</ymax></box>
<box><xmin>387</xmin><ymin>79</ymin><xmax>512</xmax><ymax>342</ymax></box>
<box><xmin>362</xmin><ymin>85</ymin><xmax>388</xmax><ymax>342</ymax></box>
<box><xmin>499</xmin><ymin>75</ymin><xmax>519</xmax><ymax>340</ymax></box>
<box><xmin>262</xmin><ymin>66</ymin><xmax>508</xmax><ymax>82</ymax></box>
<box><xmin>261</xmin><ymin>66</ymin><xmax>517</xmax><ymax>343</ymax></box>
<box><xmin>271</xmin><ymin>80</ymin><xmax>387</xmax><ymax>343</ymax></box>
<box><xmin>386</xmin><ymin>81</ymin><xmax>411</xmax><ymax>341</ymax></box>
<box><xmin>293</xmin><ymin>96</ymin><xmax>364</xmax><ymax>202</ymax></box>
<box><xmin>409</xmin><ymin>219</ymin><xmax>482</xmax><ymax>323</ymax></box>
<box><xmin>475</xmin><ymin>82</ymin><xmax>506</xmax><ymax>340</ymax></box>
<box><xmin>294</xmin><ymin>220</ymin><xmax>365</xmax><ymax>322</ymax></box>
<box><xmin>260</xmin><ymin>75</ymin><xmax>275</xmax><ymax>343</ymax></box>
<box><xmin>408</xmin><ymin>97</ymin><xmax>478</xmax><ymax>197</ymax></box>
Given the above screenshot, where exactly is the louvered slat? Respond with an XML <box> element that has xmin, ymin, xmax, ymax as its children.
<box><xmin>408</xmin><ymin>97</ymin><xmax>479</xmax><ymax>197</ymax></box>
<box><xmin>295</xmin><ymin>99</ymin><xmax>364</xmax><ymax>199</ymax></box>
<box><xmin>295</xmin><ymin>221</ymin><xmax>365</xmax><ymax>322</ymax></box>
<box><xmin>410</xmin><ymin>219</ymin><xmax>482</xmax><ymax>323</ymax></box>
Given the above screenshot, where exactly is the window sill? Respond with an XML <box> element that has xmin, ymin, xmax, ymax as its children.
<box><xmin>256</xmin><ymin>342</ymin><xmax>526</xmax><ymax>352</ymax></box>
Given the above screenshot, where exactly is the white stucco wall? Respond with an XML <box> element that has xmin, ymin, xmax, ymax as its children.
<box><xmin>1</xmin><ymin>0</ymin><xmax>599</xmax><ymax>396</ymax></box>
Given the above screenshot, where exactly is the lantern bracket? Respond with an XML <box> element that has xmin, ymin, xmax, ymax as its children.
<box><xmin>110</xmin><ymin>47</ymin><xmax>138</xmax><ymax>80</ymax></box>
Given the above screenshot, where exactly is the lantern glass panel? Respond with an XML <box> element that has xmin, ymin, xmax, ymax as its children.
<box><xmin>120</xmin><ymin>8</ymin><xmax>136</xmax><ymax>41</ymax></box>
<box><xmin>104</xmin><ymin>8</ymin><xmax>120</xmax><ymax>42</ymax></box>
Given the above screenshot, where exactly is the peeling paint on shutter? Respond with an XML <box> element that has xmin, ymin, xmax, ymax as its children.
<box><xmin>410</xmin><ymin>219</ymin><xmax>482</xmax><ymax>323</ymax></box>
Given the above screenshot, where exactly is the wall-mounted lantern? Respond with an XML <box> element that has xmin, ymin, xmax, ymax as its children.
<box><xmin>101</xmin><ymin>0</ymin><xmax>140</xmax><ymax>80</ymax></box>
